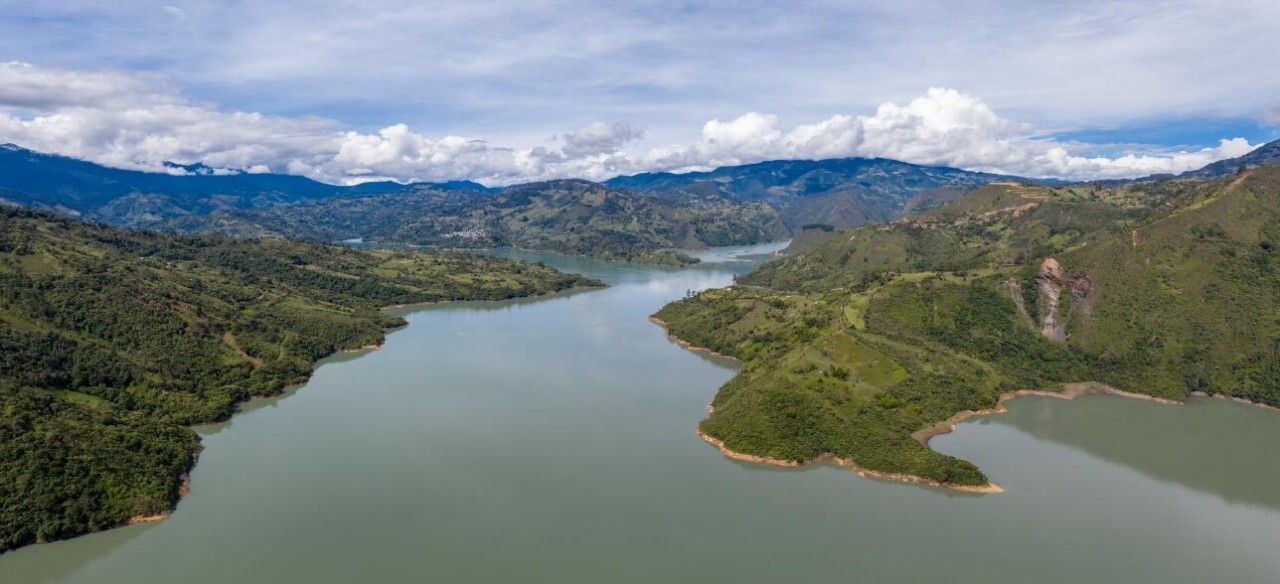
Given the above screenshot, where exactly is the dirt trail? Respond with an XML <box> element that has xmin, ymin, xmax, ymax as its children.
<box><xmin>221</xmin><ymin>332</ymin><xmax>263</xmax><ymax>366</ymax></box>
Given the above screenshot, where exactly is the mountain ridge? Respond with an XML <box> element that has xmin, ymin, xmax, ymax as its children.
<box><xmin>170</xmin><ymin>178</ymin><xmax>790</xmax><ymax>266</ymax></box>
<box><xmin>605</xmin><ymin>157</ymin><xmax>1020</xmax><ymax>229</ymax></box>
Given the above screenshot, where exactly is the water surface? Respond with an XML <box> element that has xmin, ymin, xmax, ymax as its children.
<box><xmin>4</xmin><ymin>242</ymin><xmax>1280</xmax><ymax>583</ymax></box>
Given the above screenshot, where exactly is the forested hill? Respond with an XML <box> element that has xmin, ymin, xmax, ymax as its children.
<box><xmin>655</xmin><ymin>164</ymin><xmax>1280</xmax><ymax>491</ymax></box>
<box><xmin>606</xmin><ymin>157</ymin><xmax>1015</xmax><ymax>229</ymax></box>
<box><xmin>170</xmin><ymin>179</ymin><xmax>791</xmax><ymax>266</ymax></box>
<box><xmin>0</xmin><ymin>206</ymin><xmax>599</xmax><ymax>552</ymax></box>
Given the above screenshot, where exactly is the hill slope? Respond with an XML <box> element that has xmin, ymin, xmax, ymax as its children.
<box><xmin>654</xmin><ymin>166</ymin><xmax>1280</xmax><ymax>490</ymax></box>
<box><xmin>0</xmin><ymin>206</ymin><xmax>598</xmax><ymax>551</ymax></box>
<box><xmin>606</xmin><ymin>157</ymin><xmax>1015</xmax><ymax>229</ymax></box>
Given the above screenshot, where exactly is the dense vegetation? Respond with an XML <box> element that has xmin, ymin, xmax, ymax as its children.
<box><xmin>656</xmin><ymin>161</ymin><xmax>1280</xmax><ymax>489</ymax></box>
<box><xmin>0</xmin><ymin>206</ymin><xmax>598</xmax><ymax>551</ymax></box>
<box><xmin>171</xmin><ymin>179</ymin><xmax>788</xmax><ymax>266</ymax></box>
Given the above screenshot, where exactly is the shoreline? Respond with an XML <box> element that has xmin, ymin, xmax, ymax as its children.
<box><xmin>339</xmin><ymin>342</ymin><xmax>383</xmax><ymax>353</ymax></box>
<box><xmin>383</xmin><ymin>284</ymin><xmax>607</xmax><ymax>312</ymax></box>
<box><xmin>113</xmin><ymin>282</ymin><xmax>604</xmax><ymax>536</ymax></box>
<box><xmin>653</xmin><ymin>318</ymin><xmax>1004</xmax><ymax>493</ymax></box>
<box><xmin>692</xmin><ymin>380</ymin><xmax>1178</xmax><ymax>495</ymax></box>
<box><xmin>694</xmin><ymin>424</ymin><xmax>1004</xmax><ymax>494</ymax></box>
<box><xmin>912</xmin><ymin>382</ymin><xmax>1182</xmax><ymax>447</ymax></box>
<box><xmin>656</xmin><ymin>322</ymin><xmax>1280</xmax><ymax>495</ymax></box>
<box><xmin>123</xmin><ymin>467</ymin><xmax>193</xmax><ymax>528</ymax></box>
<box><xmin>647</xmin><ymin>316</ymin><xmax>743</xmax><ymax>363</ymax></box>
<box><xmin>1190</xmin><ymin>391</ymin><xmax>1280</xmax><ymax>413</ymax></box>
<box><xmin>694</xmin><ymin>374</ymin><xmax>1280</xmax><ymax>495</ymax></box>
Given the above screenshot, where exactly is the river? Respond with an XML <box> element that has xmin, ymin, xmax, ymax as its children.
<box><xmin>3</xmin><ymin>242</ymin><xmax>1280</xmax><ymax>583</ymax></box>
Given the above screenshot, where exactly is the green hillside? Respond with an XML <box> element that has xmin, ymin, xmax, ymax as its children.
<box><xmin>0</xmin><ymin>206</ymin><xmax>599</xmax><ymax>551</ymax></box>
<box><xmin>655</xmin><ymin>165</ymin><xmax>1280</xmax><ymax>490</ymax></box>
<box><xmin>172</xmin><ymin>179</ymin><xmax>790</xmax><ymax>266</ymax></box>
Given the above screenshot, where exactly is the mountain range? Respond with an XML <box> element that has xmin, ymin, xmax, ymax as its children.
<box><xmin>2</xmin><ymin>140</ymin><xmax>1278</xmax><ymax>265</ymax></box>
<box><xmin>0</xmin><ymin>144</ymin><xmax>1021</xmax><ymax>263</ymax></box>
<box><xmin>169</xmin><ymin>179</ymin><xmax>790</xmax><ymax>266</ymax></box>
<box><xmin>606</xmin><ymin>157</ymin><xmax>1014</xmax><ymax>229</ymax></box>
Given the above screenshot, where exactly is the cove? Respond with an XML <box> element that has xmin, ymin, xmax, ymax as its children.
<box><xmin>3</xmin><ymin>242</ymin><xmax>1280</xmax><ymax>583</ymax></box>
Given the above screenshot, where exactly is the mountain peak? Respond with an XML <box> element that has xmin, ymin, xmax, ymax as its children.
<box><xmin>162</xmin><ymin>160</ymin><xmax>229</xmax><ymax>176</ymax></box>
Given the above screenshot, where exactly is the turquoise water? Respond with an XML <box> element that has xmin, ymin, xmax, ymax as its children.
<box><xmin>3</xmin><ymin>242</ymin><xmax>1280</xmax><ymax>583</ymax></box>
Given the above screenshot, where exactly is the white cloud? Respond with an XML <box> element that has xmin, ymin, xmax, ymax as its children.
<box><xmin>635</xmin><ymin>88</ymin><xmax>1265</xmax><ymax>180</ymax></box>
<box><xmin>561</xmin><ymin>122</ymin><xmax>642</xmax><ymax>158</ymax></box>
<box><xmin>3</xmin><ymin>0</ymin><xmax>1277</xmax><ymax>146</ymax></box>
<box><xmin>0</xmin><ymin>61</ymin><xmax>177</xmax><ymax>111</ymax></box>
<box><xmin>0</xmin><ymin>64</ymin><xmax>1264</xmax><ymax>185</ymax></box>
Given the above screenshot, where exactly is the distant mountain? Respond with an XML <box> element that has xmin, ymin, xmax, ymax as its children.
<box><xmin>1179</xmin><ymin>138</ymin><xmax>1280</xmax><ymax>179</ymax></box>
<box><xmin>605</xmin><ymin>157</ymin><xmax>1017</xmax><ymax>229</ymax></box>
<box><xmin>0</xmin><ymin>144</ymin><xmax>409</xmax><ymax>227</ymax></box>
<box><xmin>172</xmin><ymin>178</ymin><xmax>790</xmax><ymax>266</ymax></box>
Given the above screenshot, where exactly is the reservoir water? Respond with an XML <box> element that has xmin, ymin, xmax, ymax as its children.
<box><xmin>3</xmin><ymin>243</ymin><xmax>1280</xmax><ymax>583</ymax></box>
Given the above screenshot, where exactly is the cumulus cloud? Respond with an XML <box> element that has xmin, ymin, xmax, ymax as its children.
<box><xmin>0</xmin><ymin>63</ymin><xmax>1262</xmax><ymax>184</ymax></box>
<box><xmin>561</xmin><ymin>122</ymin><xmax>642</xmax><ymax>158</ymax></box>
<box><xmin>636</xmin><ymin>88</ymin><xmax>1262</xmax><ymax>180</ymax></box>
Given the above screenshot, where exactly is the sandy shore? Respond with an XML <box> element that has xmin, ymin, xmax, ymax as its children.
<box><xmin>1190</xmin><ymin>391</ymin><xmax>1280</xmax><ymax>413</ymax></box>
<box><xmin>913</xmin><ymin>382</ymin><xmax>1181</xmax><ymax>446</ymax></box>
<box><xmin>123</xmin><ymin>471</ymin><xmax>192</xmax><ymax>527</ymax></box>
<box><xmin>695</xmin><ymin>425</ymin><xmax>1004</xmax><ymax>494</ymax></box>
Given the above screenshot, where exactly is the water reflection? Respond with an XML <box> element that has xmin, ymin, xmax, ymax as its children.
<box><xmin>972</xmin><ymin>394</ymin><xmax>1280</xmax><ymax>511</ymax></box>
<box><xmin>0</xmin><ymin>521</ymin><xmax>160</xmax><ymax>583</ymax></box>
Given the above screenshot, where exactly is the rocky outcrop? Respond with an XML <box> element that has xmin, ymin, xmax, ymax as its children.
<box><xmin>1037</xmin><ymin>258</ymin><xmax>1067</xmax><ymax>341</ymax></box>
<box><xmin>1031</xmin><ymin>257</ymin><xmax>1095</xmax><ymax>342</ymax></box>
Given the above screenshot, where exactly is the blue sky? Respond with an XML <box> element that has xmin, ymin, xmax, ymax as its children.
<box><xmin>0</xmin><ymin>0</ymin><xmax>1276</xmax><ymax>184</ymax></box>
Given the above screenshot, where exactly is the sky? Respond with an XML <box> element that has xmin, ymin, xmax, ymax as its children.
<box><xmin>0</xmin><ymin>0</ymin><xmax>1277</xmax><ymax>185</ymax></box>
